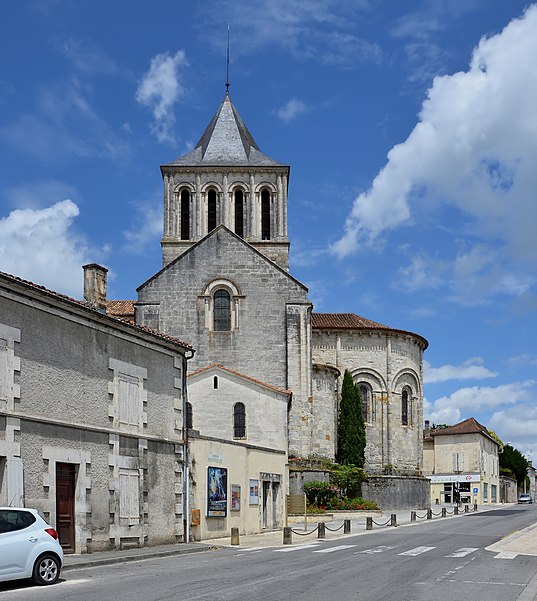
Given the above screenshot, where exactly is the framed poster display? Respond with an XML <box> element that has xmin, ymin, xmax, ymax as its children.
<box><xmin>249</xmin><ymin>479</ymin><xmax>259</xmax><ymax>505</ymax></box>
<box><xmin>207</xmin><ymin>466</ymin><xmax>228</xmax><ymax>517</ymax></box>
<box><xmin>231</xmin><ymin>484</ymin><xmax>241</xmax><ymax>511</ymax></box>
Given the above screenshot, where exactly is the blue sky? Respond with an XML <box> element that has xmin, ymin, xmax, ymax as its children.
<box><xmin>1</xmin><ymin>1</ymin><xmax>536</xmax><ymax>458</ymax></box>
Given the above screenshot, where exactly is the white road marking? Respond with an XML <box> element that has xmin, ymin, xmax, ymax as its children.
<box><xmin>355</xmin><ymin>545</ymin><xmax>395</xmax><ymax>555</ymax></box>
<box><xmin>313</xmin><ymin>544</ymin><xmax>356</xmax><ymax>554</ymax></box>
<box><xmin>274</xmin><ymin>543</ymin><xmax>321</xmax><ymax>552</ymax></box>
<box><xmin>494</xmin><ymin>551</ymin><xmax>518</xmax><ymax>559</ymax></box>
<box><xmin>446</xmin><ymin>547</ymin><xmax>479</xmax><ymax>558</ymax></box>
<box><xmin>237</xmin><ymin>547</ymin><xmax>265</xmax><ymax>552</ymax></box>
<box><xmin>399</xmin><ymin>546</ymin><xmax>436</xmax><ymax>556</ymax></box>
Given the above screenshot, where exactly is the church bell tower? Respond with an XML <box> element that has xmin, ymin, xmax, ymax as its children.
<box><xmin>160</xmin><ymin>92</ymin><xmax>291</xmax><ymax>270</ymax></box>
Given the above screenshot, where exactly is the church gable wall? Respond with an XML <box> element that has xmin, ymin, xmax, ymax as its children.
<box><xmin>139</xmin><ymin>230</ymin><xmax>308</xmax><ymax>390</ymax></box>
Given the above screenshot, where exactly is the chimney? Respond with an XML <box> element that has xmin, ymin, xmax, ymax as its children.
<box><xmin>83</xmin><ymin>263</ymin><xmax>108</xmax><ymax>313</ymax></box>
<box><xmin>424</xmin><ymin>420</ymin><xmax>430</xmax><ymax>438</ymax></box>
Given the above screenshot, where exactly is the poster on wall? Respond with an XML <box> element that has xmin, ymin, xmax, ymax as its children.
<box><xmin>207</xmin><ymin>466</ymin><xmax>228</xmax><ymax>517</ymax></box>
<box><xmin>249</xmin><ymin>479</ymin><xmax>259</xmax><ymax>505</ymax></box>
<box><xmin>231</xmin><ymin>484</ymin><xmax>241</xmax><ymax>511</ymax></box>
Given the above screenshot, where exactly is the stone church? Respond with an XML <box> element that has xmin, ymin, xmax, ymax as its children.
<box><xmin>114</xmin><ymin>91</ymin><xmax>429</xmax><ymax>508</ymax></box>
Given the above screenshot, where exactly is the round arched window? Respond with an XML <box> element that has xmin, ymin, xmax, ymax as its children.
<box><xmin>213</xmin><ymin>289</ymin><xmax>231</xmax><ymax>331</ymax></box>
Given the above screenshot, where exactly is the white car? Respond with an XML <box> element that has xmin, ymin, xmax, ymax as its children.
<box><xmin>0</xmin><ymin>507</ymin><xmax>64</xmax><ymax>585</ymax></box>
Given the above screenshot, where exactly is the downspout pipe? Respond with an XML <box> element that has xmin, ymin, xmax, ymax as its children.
<box><xmin>182</xmin><ymin>349</ymin><xmax>195</xmax><ymax>543</ymax></box>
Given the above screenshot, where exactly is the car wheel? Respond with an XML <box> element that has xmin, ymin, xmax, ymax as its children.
<box><xmin>32</xmin><ymin>554</ymin><xmax>61</xmax><ymax>585</ymax></box>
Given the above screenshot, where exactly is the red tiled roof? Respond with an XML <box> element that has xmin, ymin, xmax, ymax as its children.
<box><xmin>107</xmin><ymin>300</ymin><xmax>135</xmax><ymax>316</ymax></box>
<box><xmin>312</xmin><ymin>312</ymin><xmax>428</xmax><ymax>348</ymax></box>
<box><xmin>431</xmin><ymin>417</ymin><xmax>499</xmax><ymax>445</ymax></box>
<box><xmin>188</xmin><ymin>363</ymin><xmax>292</xmax><ymax>397</ymax></box>
<box><xmin>0</xmin><ymin>271</ymin><xmax>193</xmax><ymax>351</ymax></box>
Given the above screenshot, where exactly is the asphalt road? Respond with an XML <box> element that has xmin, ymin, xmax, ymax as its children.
<box><xmin>2</xmin><ymin>505</ymin><xmax>537</xmax><ymax>601</ymax></box>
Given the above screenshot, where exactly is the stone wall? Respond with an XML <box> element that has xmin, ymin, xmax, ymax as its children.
<box><xmin>362</xmin><ymin>476</ymin><xmax>430</xmax><ymax>510</ymax></box>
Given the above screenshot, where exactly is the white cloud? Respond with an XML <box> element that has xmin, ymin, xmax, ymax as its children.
<box><xmin>274</xmin><ymin>98</ymin><xmax>309</xmax><ymax>123</ymax></box>
<box><xmin>424</xmin><ymin>357</ymin><xmax>497</xmax><ymax>384</ymax></box>
<box><xmin>426</xmin><ymin>380</ymin><xmax>535</xmax><ymax>425</ymax></box>
<box><xmin>0</xmin><ymin>200</ymin><xmax>92</xmax><ymax>297</ymax></box>
<box><xmin>122</xmin><ymin>192</ymin><xmax>162</xmax><ymax>254</ymax></box>
<box><xmin>490</xmin><ymin>405</ymin><xmax>537</xmax><ymax>458</ymax></box>
<box><xmin>332</xmin><ymin>6</ymin><xmax>537</xmax><ymax>296</ymax></box>
<box><xmin>1</xmin><ymin>78</ymin><xmax>129</xmax><ymax>162</ymax></box>
<box><xmin>197</xmin><ymin>0</ymin><xmax>380</xmax><ymax>67</ymax></box>
<box><xmin>136</xmin><ymin>51</ymin><xmax>187</xmax><ymax>144</ymax></box>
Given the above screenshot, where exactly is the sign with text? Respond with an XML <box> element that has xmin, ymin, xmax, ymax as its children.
<box><xmin>207</xmin><ymin>466</ymin><xmax>228</xmax><ymax>517</ymax></box>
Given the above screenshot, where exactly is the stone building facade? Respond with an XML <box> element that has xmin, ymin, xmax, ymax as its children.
<box><xmin>0</xmin><ymin>267</ymin><xmax>192</xmax><ymax>553</ymax></box>
<box><xmin>423</xmin><ymin>418</ymin><xmax>500</xmax><ymax>505</ymax></box>
<box><xmin>125</xmin><ymin>90</ymin><xmax>428</xmax><ymax>510</ymax></box>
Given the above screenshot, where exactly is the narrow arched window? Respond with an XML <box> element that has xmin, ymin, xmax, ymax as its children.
<box><xmin>234</xmin><ymin>189</ymin><xmax>244</xmax><ymax>238</ymax></box>
<box><xmin>180</xmin><ymin>189</ymin><xmax>190</xmax><ymax>240</ymax></box>
<box><xmin>213</xmin><ymin>289</ymin><xmax>231</xmax><ymax>331</ymax></box>
<box><xmin>402</xmin><ymin>389</ymin><xmax>410</xmax><ymax>426</ymax></box>
<box><xmin>185</xmin><ymin>402</ymin><xmax>193</xmax><ymax>429</ymax></box>
<box><xmin>213</xmin><ymin>376</ymin><xmax>218</xmax><ymax>389</ymax></box>
<box><xmin>261</xmin><ymin>189</ymin><xmax>271</xmax><ymax>240</ymax></box>
<box><xmin>358</xmin><ymin>384</ymin><xmax>368</xmax><ymax>422</ymax></box>
<box><xmin>233</xmin><ymin>402</ymin><xmax>246</xmax><ymax>438</ymax></box>
<box><xmin>208</xmin><ymin>189</ymin><xmax>217</xmax><ymax>232</ymax></box>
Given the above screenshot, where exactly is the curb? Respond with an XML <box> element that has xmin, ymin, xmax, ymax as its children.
<box><xmin>62</xmin><ymin>545</ymin><xmax>216</xmax><ymax>571</ymax></box>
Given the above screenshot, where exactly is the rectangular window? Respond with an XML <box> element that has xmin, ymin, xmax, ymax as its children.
<box><xmin>483</xmin><ymin>482</ymin><xmax>488</xmax><ymax>502</ymax></box>
<box><xmin>119</xmin><ymin>469</ymin><xmax>140</xmax><ymax>521</ymax></box>
<box><xmin>118</xmin><ymin>374</ymin><xmax>140</xmax><ymax>427</ymax></box>
<box><xmin>491</xmin><ymin>484</ymin><xmax>497</xmax><ymax>503</ymax></box>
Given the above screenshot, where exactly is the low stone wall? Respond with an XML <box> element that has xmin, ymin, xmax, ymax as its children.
<box><xmin>290</xmin><ymin>465</ymin><xmax>430</xmax><ymax>510</ymax></box>
<box><xmin>362</xmin><ymin>475</ymin><xmax>430</xmax><ymax>510</ymax></box>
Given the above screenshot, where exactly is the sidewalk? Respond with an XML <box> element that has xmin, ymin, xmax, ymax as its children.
<box><xmin>63</xmin><ymin>503</ymin><xmax>535</xmax><ymax>571</ymax></box>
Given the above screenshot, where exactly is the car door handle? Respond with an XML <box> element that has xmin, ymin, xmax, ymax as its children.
<box><xmin>28</xmin><ymin>537</ymin><xmax>38</xmax><ymax>542</ymax></box>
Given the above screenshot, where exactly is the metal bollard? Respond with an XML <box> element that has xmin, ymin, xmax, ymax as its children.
<box><xmin>454</xmin><ymin>506</ymin><xmax>459</xmax><ymax>515</ymax></box>
<box><xmin>231</xmin><ymin>527</ymin><xmax>240</xmax><ymax>546</ymax></box>
<box><xmin>427</xmin><ymin>509</ymin><xmax>432</xmax><ymax>520</ymax></box>
<box><xmin>318</xmin><ymin>522</ymin><xmax>325</xmax><ymax>539</ymax></box>
<box><xmin>344</xmin><ymin>519</ymin><xmax>351</xmax><ymax>534</ymax></box>
<box><xmin>391</xmin><ymin>514</ymin><xmax>397</xmax><ymax>527</ymax></box>
<box><xmin>410</xmin><ymin>511</ymin><xmax>416</xmax><ymax>522</ymax></box>
<box><xmin>474</xmin><ymin>502</ymin><xmax>478</xmax><ymax>512</ymax></box>
<box><xmin>464</xmin><ymin>505</ymin><xmax>469</xmax><ymax>513</ymax></box>
<box><xmin>366</xmin><ymin>517</ymin><xmax>373</xmax><ymax>530</ymax></box>
<box><xmin>283</xmin><ymin>526</ymin><xmax>293</xmax><ymax>545</ymax></box>
<box><xmin>441</xmin><ymin>508</ymin><xmax>446</xmax><ymax>518</ymax></box>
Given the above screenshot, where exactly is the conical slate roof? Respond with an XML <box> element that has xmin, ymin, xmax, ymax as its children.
<box><xmin>164</xmin><ymin>93</ymin><xmax>285</xmax><ymax>167</ymax></box>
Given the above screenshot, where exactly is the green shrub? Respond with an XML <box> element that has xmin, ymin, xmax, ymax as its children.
<box><xmin>303</xmin><ymin>481</ymin><xmax>339</xmax><ymax>507</ymax></box>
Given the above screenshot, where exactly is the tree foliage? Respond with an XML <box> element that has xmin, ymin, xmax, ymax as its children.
<box><xmin>330</xmin><ymin>463</ymin><xmax>367</xmax><ymax>498</ymax></box>
<box><xmin>500</xmin><ymin>444</ymin><xmax>528</xmax><ymax>484</ymax></box>
<box><xmin>336</xmin><ymin>370</ymin><xmax>366</xmax><ymax>468</ymax></box>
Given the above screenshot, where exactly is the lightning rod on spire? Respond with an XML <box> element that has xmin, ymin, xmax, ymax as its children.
<box><xmin>226</xmin><ymin>23</ymin><xmax>230</xmax><ymax>94</ymax></box>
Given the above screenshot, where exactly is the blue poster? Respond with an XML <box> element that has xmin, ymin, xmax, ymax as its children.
<box><xmin>207</xmin><ymin>466</ymin><xmax>228</xmax><ymax>517</ymax></box>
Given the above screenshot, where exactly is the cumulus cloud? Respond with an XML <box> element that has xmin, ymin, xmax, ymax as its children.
<box><xmin>274</xmin><ymin>98</ymin><xmax>309</xmax><ymax>123</ymax></box>
<box><xmin>490</xmin><ymin>404</ymin><xmax>537</xmax><ymax>458</ymax></box>
<box><xmin>136</xmin><ymin>51</ymin><xmax>187</xmax><ymax>144</ymax></box>
<box><xmin>425</xmin><ymin>380</ymin><xmax>535</xmax><ymax>425</ymax></box>
<box><xmin>0</xmin><ymin>200</ymin><xmax>93</xmax><ymax>297</ymax></box>
<box><xmin>332</xmin><ymin>6</ymin><xmax>537</xmax><ymax>297</ymax></box>
<box><xmin>424</xmin><ymin>357</ymin><xmax>497</xmax><ymax>384</ymax></box>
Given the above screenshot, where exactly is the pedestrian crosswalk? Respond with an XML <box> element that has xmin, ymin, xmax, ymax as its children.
<box><xmin>268</xmin><ymin>544</ymin><xmax>519</xmax><ymax>559</ymax></box>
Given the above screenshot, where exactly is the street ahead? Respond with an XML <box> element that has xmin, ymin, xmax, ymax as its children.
<box><xmin>2</xmin><ymin>505</ymin><xmax>537</xmax><ymax>601</ymax></box>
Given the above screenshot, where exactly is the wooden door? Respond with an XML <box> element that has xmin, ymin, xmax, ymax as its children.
<box><xmin>56</xmin><ymin>463</ymin><xmax>76</xmax><ymax>553</ymax></box>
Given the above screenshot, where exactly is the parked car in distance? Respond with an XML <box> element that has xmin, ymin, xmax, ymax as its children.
<box><xmin>518</xmin><ymin>494</ymin><xmax>533</xmax><ymax>504</ymax></box>
<box><xmin>0</xmin><ymin>508</ymin><xmax>63</xmax><ymax>585</ymax></box>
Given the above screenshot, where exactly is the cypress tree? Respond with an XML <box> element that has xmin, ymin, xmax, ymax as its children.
<box><xmin>336</xmin><ymin>370</ymin><xmax>366</xmax><ymax>467</ymax></box>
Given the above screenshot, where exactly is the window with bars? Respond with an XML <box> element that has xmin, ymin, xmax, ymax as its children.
<box><xmin>233</xmin><ymin>402</ymin><xmax>246</xmax><ymax>438</ymax></box>
<box><xmin>213</xmin><ymin>290</ymin><xmax>231</xmax><ymax>331</ymax></box>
